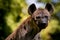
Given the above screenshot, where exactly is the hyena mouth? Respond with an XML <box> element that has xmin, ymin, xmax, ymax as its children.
<box><xmin>38</xmin><ymin>22</ymin><xmax>48</xmax><ymax>29</ymax></box>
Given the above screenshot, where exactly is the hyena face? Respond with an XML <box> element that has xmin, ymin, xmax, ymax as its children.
<box><xmin>32</xmin><ymin>9</ymin><xmax>50</xmax><ymax>28</ymax></box>
<box><xmin>28</xmin><ymin>3</ymin><xmax>54</xmax><ymax>29</ymax></box>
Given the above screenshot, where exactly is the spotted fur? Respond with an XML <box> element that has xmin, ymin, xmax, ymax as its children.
<box><xmin>5</xmin><ymin>3</ymin><xmax>54</xmax><ymax>40</ymax></box>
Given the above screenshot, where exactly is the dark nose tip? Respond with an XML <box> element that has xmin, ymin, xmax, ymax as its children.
<box><xmin>38</xmin><ymin>22</ymin><xmax>47</xmax><ymax>29</ymax></box>
<box><xmin>39</xmin><ymin>22</ymin><xmax>47</xmax><ymax>26</ymax></box>
<box><xmin>41</xmin><ymin>23</ymin><xmax>46</xmax><ymax>25</ymax></box>
<box><xmin>36</xmin><ymin>16</ymin><xmax>40</xmax><ymax>19</ymax></box>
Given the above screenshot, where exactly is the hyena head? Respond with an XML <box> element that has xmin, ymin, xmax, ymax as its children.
<box><xmin>28</xmin><ymin>3</ymin><xmax>54</xmax><ymax>29</ymax></box>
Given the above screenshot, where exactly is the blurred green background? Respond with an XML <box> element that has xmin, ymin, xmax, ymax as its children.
<box><xmin>0</xmin><ymin>0</ymin><xmax>60</xmax><ymax>40</ymax></box>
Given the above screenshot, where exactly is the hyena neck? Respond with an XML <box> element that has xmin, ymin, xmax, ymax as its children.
<box><xmin>24</xmin><ymin>19</ymin><xmax>40</xmax><ymax>39</ymax></box>
<box><xmin>14</xmin><ymin>17</ymin><xmax>41</xmax><ymax>40</ymax></box>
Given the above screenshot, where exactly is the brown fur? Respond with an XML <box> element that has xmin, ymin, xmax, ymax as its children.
<box><xmin>5</xmin><ymin>3</ymin><xmax>54</xmax><ymax>40</ymax></box>
<box><xmin>5</xmin><ymin>16</ymin><xmax>40</xmax><ymax>40</ymax></box>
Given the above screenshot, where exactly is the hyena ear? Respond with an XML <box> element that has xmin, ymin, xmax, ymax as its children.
<box><xmin>28</xmin><ymin>4</ymin><xmax>36</xmax><ymax>15</ymax></box>
<box><xmin>45</xmin><ymin>3</ymin><xmax>54</xmax><ymax>14</ymax></box>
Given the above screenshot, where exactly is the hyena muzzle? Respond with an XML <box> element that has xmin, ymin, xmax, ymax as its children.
<box><xmin>5</xmin><ymin>3</ymin><xmax>54</xmax><ymax>40</ymax></box>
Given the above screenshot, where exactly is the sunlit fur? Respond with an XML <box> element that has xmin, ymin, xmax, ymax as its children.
<box><xmin>5</xmin><ymin>3</ymin><xmax>54</xmax><ymax>40</ymax></box>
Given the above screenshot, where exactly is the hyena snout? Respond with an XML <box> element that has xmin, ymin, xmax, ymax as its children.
<box><xmin>35</xmin><ymin>15</ymin><xmax>48</xmax><ymax>28</ymax></box>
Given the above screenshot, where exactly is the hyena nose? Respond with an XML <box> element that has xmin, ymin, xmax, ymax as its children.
<box><xmin>41</xmin><ymin>23</ymin><xmax>46</xmax><ymax>26</ymax></box>
<box><xmin>41</xmin><ymin>23</ymin><xmax>46</xmax><ymax>25</ymax></box>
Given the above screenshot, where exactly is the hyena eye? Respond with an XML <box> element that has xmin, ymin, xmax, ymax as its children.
<box><xmin>36</xmin><ymin>16</ymin><xmax>41</xmax><ymax>19</ymax></box>
<box><xmin>24</xmin><ymin>26</ymin><xmax>26</xmax><ymax>30</ymax></box>
<box><xmin>44</xmin><ymin>16</ymin><xmax>48</xmax><ymax>18</ymax></box>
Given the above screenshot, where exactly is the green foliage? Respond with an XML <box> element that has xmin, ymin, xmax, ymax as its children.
<box><xmin>38</xmin><ymin>0</ymin><xmax>51</xmax><ymax>3</ymax></box>
<box><xmin>0</xmin><ymin>0</ymin><xmax>60</xmax><ymax>40</ymax></box>
<box><xmin>0</xmin><ymin>0</ymin><xmax>28</xmax><ymax>40</ymax></box>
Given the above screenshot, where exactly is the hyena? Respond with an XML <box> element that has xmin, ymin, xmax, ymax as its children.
<box><xmin>5</xmin><ymin>3</ymin><xmax>54</xmax><ymax>40</ymax></box>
